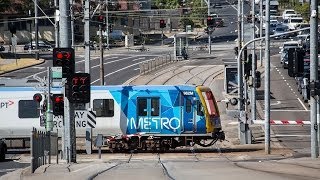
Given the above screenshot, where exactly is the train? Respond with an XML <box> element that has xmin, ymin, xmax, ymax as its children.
<box><xmin>0</xmin><ymin>85</ymin><xmax>225</xmax><ymax>152</ymax></box>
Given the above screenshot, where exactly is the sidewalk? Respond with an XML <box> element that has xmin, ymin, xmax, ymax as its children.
<box><xmin>0</xmin><ymin>57</ymin><xmax>44</xmax><ymax>75</ymax></box>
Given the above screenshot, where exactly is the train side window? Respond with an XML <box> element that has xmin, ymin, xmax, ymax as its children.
<box><xmin>151</xmin><ymin>98</ymin><xmax>160</xmax><ymax>116</ymax></box>
<box><xmin>18</xmin><ymin>100</ymin><xmax>39</xmax><ymax>118</ymax></box>
<box><xmin>93</xmin><ymin>99</ymin><xmax>114</xmax><ymax>117</ymax></box>
<box><xmin>138</xmin><ymin>98</ymin><xmax>147</xmax><ymax>116</ymax></box>
<box><xmin>197</xmin><ymin>101</ymin><xmax>204</xmax><ymax>116</ymax></box>
<box><xmin>186</xmin><ymin>99</ymin><xmax>192</xmax><ymax>113</ymax></box>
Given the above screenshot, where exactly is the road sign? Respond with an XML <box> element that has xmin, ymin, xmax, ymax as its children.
<box><xmin>51</xmin><ymin>110</ymin><xmax>96</xmax><ymax>129</ymax></box>
<box><xmin>225</xmin><ymin>66</ymin><xmax>238</xmax><ymax>94</ymax></box>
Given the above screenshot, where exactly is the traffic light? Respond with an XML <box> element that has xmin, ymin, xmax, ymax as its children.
<box><xmin>53</xmin><ymin>48</ymin><xmax>75</xmax><ymax>78</ymax></box>
<box><xmin>51</xmin><ymin>94</ymin><xmax>64</xmax><ymax>116</ymax></box>
<box><xmin>98</xmin><ymin>15</ymin><xmax>105</xmax><ymax>25</ymax></box>
<box><xmin>67</xmin><ymin>73</ymin><xmax>91</xmax><ymax>103</ymax></box>
<box><xmin>244</xmin><ymin>58</ymin><xmax>252</xmax><ymax>78</ymax></box>
<box><xmin>207</xmin><ymin>16</ymin><xmax>214</xmax><ymax>27</ymax></box>
<box><xmin>294</xmin><ymin>49</ymin><xmax>305</xmax><ymax>75</ymax></box>
<box><xmin>109</xmin><ymin>24</ymin><xmax>113</xmax><ymax>33</ymax></box>
<box><xmin>255</xmin><ymin>71</ymin><xmax>261</xmax><ymax>88</ymax></box>
<box><xmin>160</xmin><ymin>19</ymin><xmax>166</xmax><ymax>28</ymax></box>
<box><xmin>33</xmin><ymin>93</ymin><xmax>42</xmax><ymax>103</ymax></box>
<box><xmin>234</xmin><ymin>47</ymin><xmax>238</xmax><ymax>56</ymax></box>
<box><xmin>248</xmin><ymin>54</ymin><xmax>257</xmax><ymax>71</ymax></box>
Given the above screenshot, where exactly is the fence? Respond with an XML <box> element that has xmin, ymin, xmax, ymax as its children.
<box><xmin>139</xmin><ymin>53</ymin><xmax>184</xmax><ymax>74</ymax></box>
<box><xmin>30</xmin><ymin>127</ymin><xmax>58</xmax><ymax>173</ymax></box>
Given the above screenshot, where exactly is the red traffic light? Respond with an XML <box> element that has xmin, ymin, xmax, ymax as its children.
<box><xmin>56</xmin><ymin>51</ymin><xmax>72</xmax><ymax>60</ymax></box>
<box><xmin>54</xmin><ymin>96</ymin><xmax>63</xmax><ymax>103</ymax></box>
<box><xmin>33</xmin><ymin>93</ymin><xmax>42</xmax><ymax>102</ymax></box>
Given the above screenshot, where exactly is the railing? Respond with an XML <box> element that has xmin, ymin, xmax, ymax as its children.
<box><xmin>30</xmin><ymin>128</ymin><xmax>58</xmax><ymax>173</ymax></box>
<box><xmin>139</xmin><ymin>53</ymin><xmax>186</xmax><ymax>74</ymax></box>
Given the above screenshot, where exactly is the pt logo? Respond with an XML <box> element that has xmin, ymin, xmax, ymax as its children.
<box><xmin>0</xmin><ymin>100</ymin><xmax>14</xmax><ymax>108</ymax></box>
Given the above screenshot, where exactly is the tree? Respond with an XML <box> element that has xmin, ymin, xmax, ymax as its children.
<box><xmin>0</xmin><ymin>0</ymin><xmax>11</xmax><ymax>12</ymax></box>
<box><xmin>294</xmin><ymin>3</ymin><xmax>310</xmax><ymax>22</ymax></box>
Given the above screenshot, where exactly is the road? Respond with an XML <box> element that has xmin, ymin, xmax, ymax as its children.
<box><xmin>0</xmin><ymin>1</ymin><xmax>318</xmax><ymax>178</ymax></box>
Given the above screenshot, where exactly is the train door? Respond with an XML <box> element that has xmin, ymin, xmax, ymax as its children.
<box><xmin>137</xmin><ymin>97</ymin><xmax>161</xmax><ymax>133</ymax></box>
<box><xmin>183</xmin><ymin>96</ymin><xmax>196</xmax><ymax>132</ymax></box>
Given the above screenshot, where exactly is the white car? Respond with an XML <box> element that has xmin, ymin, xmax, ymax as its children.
<box><xmin>287</xmin><ymin>17</ymin><xmax>304</xmax><ymax>30</ymax></box>
<box><xmin>282</xmin><ymin>9</ymin><xmax>296</xmax><ymax>19</ymax></box>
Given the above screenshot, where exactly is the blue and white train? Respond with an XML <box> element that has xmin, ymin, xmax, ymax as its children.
<box><xmin>0</xmin><ymin>85</ymin><xmax>224</xmax><ymax>151</ymax></box>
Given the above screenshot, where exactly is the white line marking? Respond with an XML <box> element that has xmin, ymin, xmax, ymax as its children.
<box><xmin>290</xmin><ymin>88</ymin><xmax>293</xmax><ymax>91</ymax></box>
<box><xmin>132</xmin><ymin>57</ymin><xmax>146</xmax><ymax>62</ymax></box>
<box><xmin>297</xmin><ymin>98</ymin><xmax>308</xmax><ymax>111</ymax></box>
<box><xmin>72</xmin><ymin>164</ymin><xmax>97</xmax><ymax>173</ymax></box>
<box><xmin>91</xmin><ymin>59</ymin><xmax>151</xmax><ymax>84</ymax></box>
<box><xmin>134</xmin><ymin>68</ymin><xmax>140</xmax><ymax>71</ymax></box>
<box><xmin>284</xmin><ymin>80</ymin><xmax>286</xmax><ymax>82</ymax></box>
<box><xmin>268</xmin><ymin>109</ymin><xmax>309</xmax><ymax>112</ymax></box>
<box><xmin>274</xmin><ymin>134</ymin><xmax>310</xmax><ymax>137</ymax></box>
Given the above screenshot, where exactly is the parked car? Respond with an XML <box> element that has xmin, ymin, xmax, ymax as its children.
<box><xmin>273</xmin><ymin>26</ymin><xmax>289</xmax><ymax>39</ymax></box>
<box><xmin>282</xmin><ymin>9</ymin><xmax>297</xmax><ymax>19</ymax></box>
<box><xmin>23</xmin><ymin>40</ymin><xmax>53</xmax><ymax>51</ymax></box>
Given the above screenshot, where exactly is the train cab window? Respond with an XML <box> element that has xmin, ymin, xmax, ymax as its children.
<box><xmin>197</xmin><ymin>101</ymin><xmax>204</xmax><ymax>116</ymax></box>
<box><xmin>151</xmin><ymin>98</ymin><xmax>160</xmax><ymax>116</ymax></box>
<box><xmin>138</xmin><ymin>98</ymin><xmax>147</xmax><ymax>116</ymax></box>
<box><xmin>18</xmin><ymin>100</ymin><xmax>40</xmax><ymax>118</ymax></box>
<box><xmin>93</xmin><ymin>99</ymin><xmax>114</xmax><ymax>117</ymax></box>
<box><xmin>186</xmin><ymin>99</ymin><xmax>192</xmax><ymax>113</ymax></box>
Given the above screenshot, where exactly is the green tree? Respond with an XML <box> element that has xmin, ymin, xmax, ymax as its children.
<box><xmin>294</xmin><ymin>3</ymin><xmax>310</xmax><ymax>22</ymax></box>
<box><xmin>0</xmin><ymin>0</ymin><xmax>11</xmax><ymax>12</ymax></box>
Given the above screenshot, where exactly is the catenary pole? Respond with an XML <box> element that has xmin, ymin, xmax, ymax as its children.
<box><xmin>207</xmin><ymin>0</ymin><xmax>211</xmax><ymax>54</ymax></box>
<box><xmin>251</xmin><ymin>0</ymin><xmax>256</xmax><ymax>122</ymax></box>
<box><xmin>54</xmin><ymin>0</ymin><xmax>59</xmax><ymax>48</ymax></box>
<box><xmin>105</xmin><ymin>0</ymin><xmax>109</xmax><ymax>49</ymax></box>
<box><xmin>34</xmin><ymin>0</ymin><xmax>39</xmax><ymax>60</ymax></box>
<box><xmin>264</xmin><ymin>0</ymin><xmax>270</xmax><ymax>154</ymax></box>
<box><xmin>59</xmin><ymin>0</ymin><xmax>76</xmax><ymax>163</ymax></box>
<box><xmin>259</xmin><ymin>0</ymin><xmax>263</xmax><ymax>66</ymax></box>
<box><xmin>84</xmin><ymin>0</ymin><xmax>92</xmax><ymax>155</ymax></box>
<box><xmin>99</xmin><ymin>0</ymin><xmax>105</xmax><ymax>85</ymax></box>
<box><xmin>70</xmin><ymin>0</ymin><xmax>75</xmax><ymax>47</ymax></box>
<box><xmin>310</xmin><ymin>0</ymin><xmax>319</xmax><ymax>158</ymax></box>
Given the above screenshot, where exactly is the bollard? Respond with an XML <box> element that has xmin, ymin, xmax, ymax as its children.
<box><xmin>31</xmin><ymin>128</ymin><xmax>35</xmax><ymax>173</ymax></box>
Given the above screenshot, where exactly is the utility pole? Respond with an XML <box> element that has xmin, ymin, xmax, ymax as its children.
<box><xmin>105</xmin><ymin>0</ymin><xmax>109</xmax><ymax>49</ymax></box>
<box><xmin>264</xmin><ymin>0</ymin><xmax>271</xmax><ymax>155</ymax></box>
<box><xmin>237</xmin><ymin>0</ymin><xmax>244</xmax><ymax>142</ymax></box>
<box><xmin>259</xmin><ymin>0</ymin><xmax>263</xmax><ymax>66</ymax></box>
<box><xmin>84</xmin><ymin>0</ymin><xmax>92</xmax><ymax>155</ymax></box>
<box><xmin>54</xmin><ymin>0</ymin><xmax>59</xmax><ymax>48</ymax></box>
<box><xmin>99</xmin><ymin>0</ymin><xmax>105</xmax><ymax>85</ymax></box>
<box><xmin>310</xmin><ymin>0</ymin><xmax>319</xmax><ymax>158</ymax></box>
<box><xmin>59</xmin><ymin>0</ymin><xmax>76</xmax><ymax>163</ymax></box>
<box><xmin>207</xmin><ymin>0</ymin><xmax>211</xmax><ymax>54</ymax></box>
<box><xmin>251</xmin><ymin>0</ymin><xmax>256</xmax><ymax>122</ymax></box>
<box><xmin>70</xmin><ymin>0</ymin><xmax>75</xmax><ymax>47</ymax></box>
<box><xmin>34</xmin><ymin>0</ymin><xmax>39</xmax><ymax>60</ymax></box>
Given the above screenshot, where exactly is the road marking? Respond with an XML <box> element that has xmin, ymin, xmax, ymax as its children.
<box><xmin>76</xmin><ymin>56</ymin><xmax>119</xmax><ymax>64</ymax></box>
<box><xmin>91</xmin><ymin>56</ymin><xmax>134</xmax><ymax>68</ymax></box>
<box><xmin>297</xmin><ymin>97</ymin><xmax>308</xmax><ymax>111</ymax></box>
<box><xmin>274</xmin><ymin>134</ymin><xmax>310</xmax><ymax>137</ymax></box>
<box><xmin>91</xmin><ymin>59</ymin><xmax>151</xmax><ymax>84</ymax></box>
<box><xmin>268</xmin><ymin>109</ymin><xmax>309</xmax><ymax>112</ymax></box>
<box><xmin>134</xmin><ymin>68</ymin><xmax>140</xmax><ymax>71</ymax></box>
<box><xmin>132</xmin><ymin>57</ymin><xmax>146</xmax><ymax>62</ymax></box>
<box><xmin>270</xmin><ymin>101</ymin><xmax>281</xmax><ymax>106</ymax></box>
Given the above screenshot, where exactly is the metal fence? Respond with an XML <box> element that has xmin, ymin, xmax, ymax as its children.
<box><xmin>30</xmin><ymin>128</ymin><xmax>58</xmax><ymax>173</ymax></box>
<box><xmin>139</xmin><ymin>53</ymin><xmax>183</xmax><ymax>74</ymax></box>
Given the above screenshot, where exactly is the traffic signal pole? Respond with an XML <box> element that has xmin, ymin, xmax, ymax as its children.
<box><xmin>105</xmin><ymin>0</ymin><xmax>109</xmax><ymax>49</ymax></box>
<box><xmin>59</xmin><ymin>0</ymin><xmax>76</xmax><ymax>163</ymax></box>
<box><xmin>310</xmin><ymin>0</ymin><xmax>319</xmax><ymax>158</ymax></box>
<box><xmin>84</xmin><ymin>0</ymin><xmax>92</xmax><ymax>155</ymax></box>
<box><xmin>99</xmin><ymin>0</ymin><xmax>105</xmax><ymax>85</ymax></box>
<box><xmin>251</xmin><ymin>0</ymin><xmax>256</xmax><ymax>124</ymax></box>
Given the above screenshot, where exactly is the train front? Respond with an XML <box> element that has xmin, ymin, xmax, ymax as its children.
<box><xmin>196</xmin><ymin>86</ymin><xmax>225</xmax><ymax>141</ymax></box>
